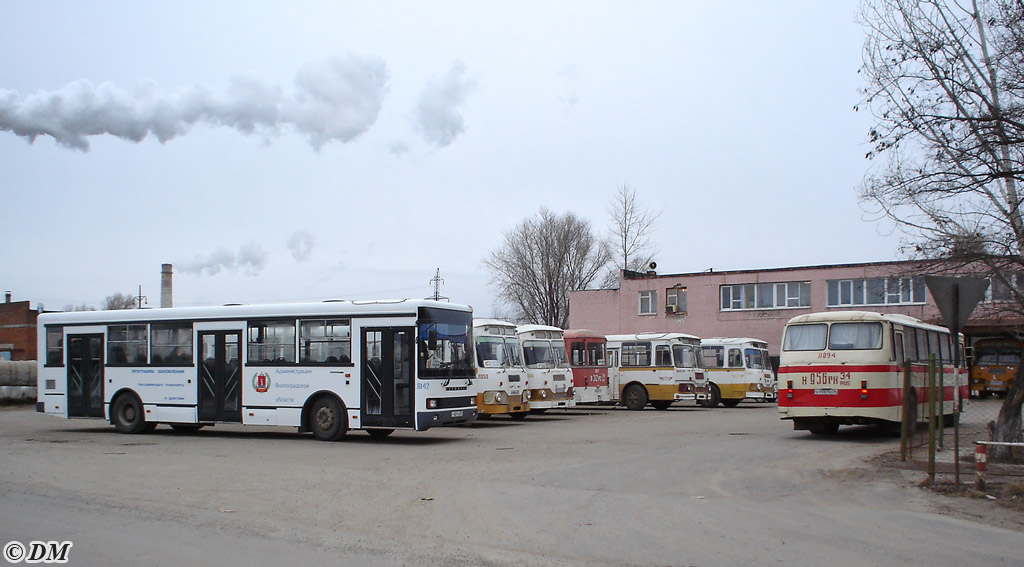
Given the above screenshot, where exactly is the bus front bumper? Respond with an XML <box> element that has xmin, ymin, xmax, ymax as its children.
<box><xmin>417</xmin><ymin>407</ymin><xmax>478</xmax><ymax>430</ymax></box>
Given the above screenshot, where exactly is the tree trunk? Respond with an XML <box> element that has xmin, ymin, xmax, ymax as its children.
<box><xmin>989</xmin><ymin>346</ymin><xmax>1024</xmax><ymax>460</ymax></box>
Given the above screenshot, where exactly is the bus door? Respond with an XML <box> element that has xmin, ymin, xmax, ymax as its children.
<box><xmin>67</xmin><ymin>334</ymin><xmax>104</xmax><ymax>418</ymax></box>
<box><xmin>361</xmin><ymin>327</ymin><xmax>414</xmax><ymax>428</ymax></box>
<box><xmin>197</xmin><ymin>331</ymin><xmax>242</xmax><ymax>422</ymax></box>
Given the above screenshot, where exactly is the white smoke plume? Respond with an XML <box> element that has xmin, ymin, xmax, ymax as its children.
<box><xmin>287</xmin><ymin>231</ymin><xmax>314</xmax><ymax>262</ymax></box>
<box><xmin>179</xmin><ymin>241</ymin><xmax>269</xmax><ymax>276</ymax></box>
<box><xmin>0</xmin><ymin>54</ymin><xmax>389</xmax><ymax>151</ymax></box>
<box><xmin>414</xmin><ymin>61</ymin><xmax>473</xmax><ymax>147</ymax></box>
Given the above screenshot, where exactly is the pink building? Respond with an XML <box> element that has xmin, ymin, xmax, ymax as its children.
<box><xmin>569</xmin><ymin>261</ymin><xmax>1020</xmax><ymax>363</ymax></box>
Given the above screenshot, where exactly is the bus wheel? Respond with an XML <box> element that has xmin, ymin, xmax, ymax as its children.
<box><xmin>622</xmin><ymin>384</ymin><xmax>648</xmax><ymax>411</ymax></box>
<box><xmin>700</xmin><ymin>384</ymin><xmax>721</xmax><ymax>408</ymax></box>
<box><xmin>366</xmin><ymin>428</ymin><xmax>394</xmax><ymax>438</ymax></box>
<box><xmin>942</xmin><ymin>411</ymin><xmax>959</xmax><ymax>428</ymax></box>
<box><xmin>809</xmin><ymin>423</ymin><xmax>839</xmax><ymax>435</ymax></box>
<box><xmin>509</xmin><ymin>411</ymin><xmax>529</xmax><ymax>421</ymax></box>
<box><xmin>111</xmin><ymin>393</ymin><xmax>149</xmax><ymax>434</ymax></box>
<box><xmin>721</xmin><ymin>398</ymin><xmax>742</xmax><ymax>408</ymax></box>
<box><xmin>651</xmin><ymin>400</ymin><xmax>673</xmax><ymax>411</ymax></box>
<box><xmin>309</xmin><ymin>396</ymin><xmax>348</xmax><ymax>441</ymax></box>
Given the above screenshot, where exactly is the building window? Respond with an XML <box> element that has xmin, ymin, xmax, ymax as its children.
<box><xmin>720</xmin><ymin>282</ymin><xmax>810</xmax><ymax>311</ymax></box>
<box><xmin>666</xmin><ymin>287</ymin><xmax>687</xmax><ymax>314</ymax></box>
<box><xmin>108</xmin><ymin>324</ymin><xmax>148</xmax><ymax>365</ymax></box>
<box><xmin>985</xmin><ymin>274</ymin><xmax>1023</xmax><ymax>303</ymax></box>
<box><xmin>639</xmin><ymin>290</ymin><xmax>657</xmax><ymax>315</ymax></box>
<box><xmin>826</xmin><ymin>277</ymin><xmax>925</xmax><ymax>306</ymax></box>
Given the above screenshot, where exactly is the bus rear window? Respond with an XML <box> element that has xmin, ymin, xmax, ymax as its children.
<box><xmin>828</xmin><ymin>322</ymin><xmax>883</xmax><ymax>350</ymax></box>
<box><xmin>783</xmin><ymin>324</ymin><xmax>827</xmax><ymax>351</ymax></box>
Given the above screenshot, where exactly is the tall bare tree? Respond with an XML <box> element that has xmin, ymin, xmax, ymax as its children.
<box><xmin>603</xmin><ymin>183</ymin><xmax>662</xmax><ymax>288</ymax></box>
<box><xmin>485</xmin><ymin>208</ymin><xmax>611</xmax><ymax>328</ymax></box>
<box><xmin>103</xmin><ymin>292</ymin><xmax>137</xmax><ymax>310</ymax></box>
<box><xmin>859</xmin><ymin>0</ymin><xmax>1024</xmax><ymax>456</ymax></box>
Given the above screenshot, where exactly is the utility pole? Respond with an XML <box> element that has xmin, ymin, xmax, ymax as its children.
<box><xmin>428</xmin><ymin>269</ymin><xmax>449</xmax><ymax>302</ymax></box>
<box><xmin>136</xmin><ymin>285</ymin><xmax>148</xmax><ymax>309</ymax></box>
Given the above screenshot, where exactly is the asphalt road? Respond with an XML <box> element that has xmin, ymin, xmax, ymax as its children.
<box><xmin>1</xmin><ymin>403</ymin><xmax>1021</xmax><ymax>567</ymax></box>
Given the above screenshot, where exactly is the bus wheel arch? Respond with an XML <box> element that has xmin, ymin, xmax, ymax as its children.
<box><xmin>700</xmin><ymin>383</ymin><xmax>722</xmax><ymax>408</ymax></box>
<box><xmin>622</xmin><ymin>383</ymin><xmax>649</xmax><ymax>411</ymax></box>
<box><xmin>305</xmin><ymin>393</ymin><xmax>348</xmax><ymax>441</ymax></box>
<box><xmin>110</xmin><ymin>390</ymin><xmax>150</xmax><ymax>434</ymax></box>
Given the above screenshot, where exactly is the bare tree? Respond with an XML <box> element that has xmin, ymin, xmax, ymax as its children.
<box><xmin>103</xmin><ymin>292</ymin><xmax>137</xmax><ymax>310</ymax></box>
<box><xmin>485</xmin><ymin>208</ymin><xmax>611</xmax><ymax>328</ymax></box>
<box><xmin>603</xmin><ymin>183</ymin><xmax>662</xmax><ymax>288</ymax></box>
<box><xmin>61</xmin><ymin>303</ymin><xmax>96</xmax><ymax>312</ymax></box>
<box><xmin>859</xmin><ymin>0</ymin><xmax>1024</xmax><ymax>456</ymax></box>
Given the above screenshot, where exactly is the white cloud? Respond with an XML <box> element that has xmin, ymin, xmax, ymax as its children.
<box><xmin>287</xmin><ymin>231</ymin><xmax>315</xmax><ymax>262</ymax></box>
<box><xmin>0</xmin><ymin>54</ymin><xmax>389</xmax><ymax>151</ymax></box>
<box><xmin>413</xmin><ymin>61</ymin><xmax>473</xmax><ymax>147</ymax></box>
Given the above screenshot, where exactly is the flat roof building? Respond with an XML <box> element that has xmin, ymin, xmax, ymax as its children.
<box><xmin>569</xmin><ymin>261</ymin><xmax>1022</xmax><ymax>360</ymax></box>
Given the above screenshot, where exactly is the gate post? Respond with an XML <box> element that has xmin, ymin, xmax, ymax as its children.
<box><xmin>974</xmin><ymin>442</ymin><xmax>987</xmax><ymax>492</ymax></box>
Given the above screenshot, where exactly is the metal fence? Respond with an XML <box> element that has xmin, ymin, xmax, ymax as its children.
<box><xmin>901</xmin><ymin>366</ymin><xmax>1024</xmax><ymax>489</ymax></box>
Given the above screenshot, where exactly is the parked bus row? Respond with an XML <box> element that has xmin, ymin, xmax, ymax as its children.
<box><xmin>475</xmin><ymin>321</ymin><xmax>779</xmax><ymax>417</ymax></box>
<box><xmin>47</xmin><ymin>299</ymin><xmax>961</xmax><ymax>440</ymax></box>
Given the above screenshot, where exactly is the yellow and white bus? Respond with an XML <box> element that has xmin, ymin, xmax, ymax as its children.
<box><xmin>699</xmin><ymin>338</ymin><xmax>776</xmax><ymax>407</ymax></box>
<box><xmin>37</xmin><ymin>299</ymin><xmax>478</xmax><ymax>440</ymax></box>
<box><xmin>605</xmin><ymin>333</ymin><xmax>708</xmax><ymax>410</ymax></box>
<box><xmin>778</xmin><ymin>311</ymin><xmax>966</xmax><ymax>435</ymax></box>
<box><xmin>473</xmin><ymin>319</ymin><xmax>529</xmax><ymax>419</ymax></box>
<box><xmin>969</xmin><ymin>337</ymin><xmax>1022</xmax><ymax>398</ymax></box>
<box><xmin>516</xmin><ymin>324</ymin><xmax>574</xmax><ymax>412</ymax></box>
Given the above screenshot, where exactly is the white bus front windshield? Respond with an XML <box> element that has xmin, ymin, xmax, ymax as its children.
<box><xmin>672</xmin><ymin>344</ymin><xmax>702</xmax><ymax>368</ymax></box>
<box><xmin>504</xmin><ymin>338</ymin><xmax>523</xmax><ymax>367</ymax></box>
<box><xmin>783</xmin><ymin>324</ymin><xmax>827</xmax><ymax>351</ymax></box>
<box><xmin>552</xmin><ymin>343</ymin><xmax>569</xmax><ymax>368</ymax></box>
<box><xmin>523</xmin><ymin>340</ymin><xmax>554</xmax><ymax>369</ymax></box>
<box><xmin>476</xmin><ymin>337</ymin><xmax>506</xmax><ymax>368</ymax></box>
<box><xmin>418</xmin><ymin>308</ymin><xmax>473</xmax><ymax>378</ymax></box>
<box><xmin>745</xmin><ymin>348</ymin><xmax>771</xmax><ymax>369</ymax></box>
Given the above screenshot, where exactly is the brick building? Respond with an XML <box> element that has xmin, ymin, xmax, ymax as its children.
<box><xmin>0</xmin><ymin>293</ymin><xmax>39</xmax><ymax>361</ymax></box>
<box><xmin>569</xmin><ymin>261</ymin><xmax>1022</xmax><ymax>363</ymax></box>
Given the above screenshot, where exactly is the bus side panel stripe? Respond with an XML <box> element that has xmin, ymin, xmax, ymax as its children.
<box><xmin>778</xmin><ymin>385</ymin><xmax>959</xmax><ymax>408</ymax></box>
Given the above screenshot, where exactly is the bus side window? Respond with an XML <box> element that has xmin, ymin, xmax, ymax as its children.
<box><xmin>656</xmin><ymin>345</ymin><xmax>671</xmax><ymax>367</ymax></box>
<box><xmin>728</xmin><ymin>348</ymin><xmax>742</xmax><ymax>368</ymax></box>
<box><xmin>894</xmin><ymin>332</ymin><xmax>905</xmax><ymax>363</ymax></box>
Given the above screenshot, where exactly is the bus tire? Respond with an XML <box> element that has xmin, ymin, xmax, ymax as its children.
<box><xmin>509</xmin><ymin>411</ymin><xmax>529</xmax><ymax>421</ymax></box>
<box><xmin>366</xmin><ymin>428</ymin><xmax>394</xmax><ymax>438</ymax></box>
<box><xmin>721</xmin><ymin>398</ymin><xmax>742</xmax><ymax>408</ymax></box>
<box><xmin>942</xmin><ymin>411</ymin><xmax>959</xmax><ymax>428</ymax></box>
<box><xmin>309</xmin><ymin>396</ymin><xmax>348</xmax><ymax>441</ymax></box>
<box><xmin>700</xmin><ymin>383</ymin><xmax>721</xmax><ymax>408</ymax></box>
<box><xmin>110</xmin><ymin>392</ymin><xmax>148</xmax><ymax>434</ymax></box>
<box><xmin>651</xmin><ymin>400</ymin><xmax>673</xmax><ymax>410</ymax></box>
<box><xmin>622</xmin><ymin>384</ymin><xmax>648</xmax><ymax>411</ymax></box>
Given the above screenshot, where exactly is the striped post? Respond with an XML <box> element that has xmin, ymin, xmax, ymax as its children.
<box><xmin>974</xmin><ymin>443</ymin><xmax>987</xmax><ymax>492</ymax></box>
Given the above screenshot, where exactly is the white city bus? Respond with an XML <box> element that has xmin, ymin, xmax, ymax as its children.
<box><xmin>473</xmin><ymin>319</ymin><xmax>529</xmax><ymax>419</ymax></box>
<box><xmin>778</xmin><ymin>311</ymin><xmax>966</xmax><ymax>435</ymax></box>
<box><xmin>699</xmin><ymin>338</ymin><xmax>776</xmax><ymax>407</ymax></box>
<box><xmin>36</xmin><ymin>299</ymin><xmax>478</xmax><ymax>440</ymax></box>
<box><xmin>516</xmin><ymin>324</ymin><xmax>574</xmax><ymax>412</ymax></box>
<box><xmin>605</xmin><ymin>333</ymin><xmax>708</xmax><ymax>410</ymax></box>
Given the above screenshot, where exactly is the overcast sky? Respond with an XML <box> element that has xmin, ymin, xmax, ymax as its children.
<box><xmin>0</xmin><ymin>1</ymin><xmax>898</xmax><ymax>316</ymax></box>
